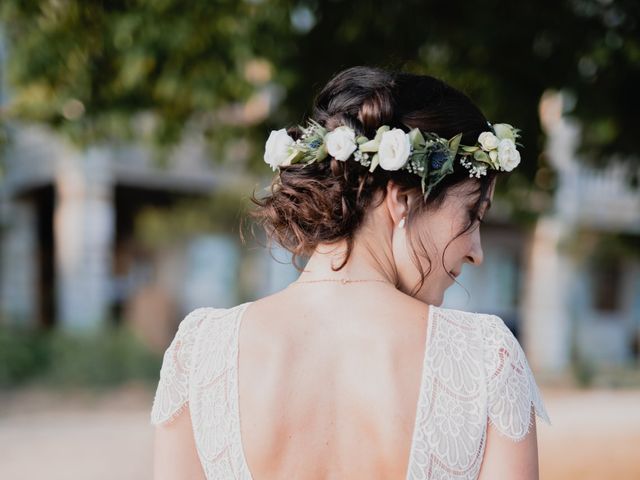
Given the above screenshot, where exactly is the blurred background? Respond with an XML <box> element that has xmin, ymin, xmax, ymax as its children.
<box><xmin>0</xmin><ymin>0</ymin><xmax>639</xmax><ymax>479</ymax></box>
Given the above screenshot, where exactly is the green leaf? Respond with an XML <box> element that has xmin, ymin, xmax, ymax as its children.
<box><xmin>287</xmin><ymin>148</ymin><xmax>304</xmax><ymax>164</ymax></box>
<box><xmin>473</xmin><ymin>150</ymin><xmax>490</xmax><ymax>162</ymax></box>
<box><xmin>409</xmin><ymin>128</ymin><xmax>425</xmax><ymax>148</ymax></box>
<box><xmin>493</xmin><ymin>123</ymin><xmax>515</xmax><ymax>141</ymax></box>
<box><xmin>461</xmin><ymin>145</ymin><xmax>479</xmax><ymax>152</ymax></box>
<box><xmin>447</xmin><ymin>133</ymin><xmax>462</xmax><ymax>158</ymax></box>
<box><xmin>369</xmin><ymin>153</ymin><xmax>380</xmax><ymax>172</ymax></box>
<box><xmin>359</xmin><ymin>139</ymin><xmax>380</xmax><ymax>153</ymax></box>
<box><xmin>373</xmin><ymin>125</ymin><xmax>390</xmax><ymax>142</ymax></box>
<box><xmin>314</xmin><ymin>143</ymin><xmax>328</xmax><ymax>161</ymax></box>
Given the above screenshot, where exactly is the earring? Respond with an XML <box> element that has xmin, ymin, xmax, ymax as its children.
<box><xmin>398</xmin><ymin>217</ymin><xmax>406</xmax><ymax>229</ymax></box>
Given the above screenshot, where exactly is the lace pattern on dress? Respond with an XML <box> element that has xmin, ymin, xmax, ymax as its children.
<box><xmin>189</xmin><ymin>304</ymin><xmax>253</xmax><ymax>479</ymax></box>
<box><xmin>481</xmin><ymin>314</ymin><xmax>552</xmax><ymax>443</ymax></box>
<box><xmin>149</xmin><ymin>303</ymin><xmax>552</xmax><ymax>480</ymax></box>
<box><xmin>150</xmin><ymin>307</ymin><xmax>212</xmax><ymax>426</ymax></box>
<box><xmin>150</xmin><ymin>304</ymin><xmax>253</xmax><ymax>478</ymax></box>
<box><xmin>406</xmin><ymin>306</ymin><xmax>487</xmax><ymax>480</ymax></box>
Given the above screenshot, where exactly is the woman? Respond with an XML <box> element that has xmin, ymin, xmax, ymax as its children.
<box><xmin>150</xmin><ymin>66</ymin><xmax>551</xmax><ymax>479</ymax></box>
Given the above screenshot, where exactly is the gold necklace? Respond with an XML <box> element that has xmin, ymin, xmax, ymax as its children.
<box><xmin>292</xmin><ymin>278</ymin><xmax>393</xmax><ymax>285</ymax></box>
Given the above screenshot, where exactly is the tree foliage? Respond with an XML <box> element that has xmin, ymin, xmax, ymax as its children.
<box><xmin>1</xmin><ymin>0</ymin><xmax>638</xmax><ymax>183</ymax></box>
<box><xmin>1</xmin><ymin>0</ymin><xmax>292</xmax><ymax>149</ymax></box>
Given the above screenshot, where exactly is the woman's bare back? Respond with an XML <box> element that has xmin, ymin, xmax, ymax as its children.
<box><xmin>151</xmin><ymin>285</ymin><xmax>550</xmax><ymax>479</ymax></box>
<box><xmin>237</xmin><ymin>284</ymin><xmax>431</xmax><ymax>479</ymax></box>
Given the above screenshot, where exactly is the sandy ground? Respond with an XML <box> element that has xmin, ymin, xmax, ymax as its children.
<box><xmin>0</xmin><ymin>384</ymin><xmax>639</xmax><ymax>479</ymax></box>
<box><xmin>537</xmin><ymin>387</ymin><xmax>640</xmax><ymax>480</ymax></box>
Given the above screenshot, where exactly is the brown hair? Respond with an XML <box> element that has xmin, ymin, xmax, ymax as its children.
<box><xmin>245</xmin><ymin>66</ymin><xmax>505</xmax><ymax>296</ymax></box>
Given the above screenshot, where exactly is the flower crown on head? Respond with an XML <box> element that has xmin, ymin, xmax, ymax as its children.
<box><xmin>264</xmin><ymin>119</ymin><xmax>522</xmax><ymax>200</ymax></box>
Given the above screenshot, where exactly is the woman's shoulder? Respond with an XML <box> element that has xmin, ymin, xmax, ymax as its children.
<box><xmin>175</xmin><ymin>301</ymin><xmax>253</xmax><ymax>333</ymax></box>
<box><xmin>430</xmin><ymin>304</ymin><xmax>523</xmax><ymax>343</ymax></box>
<box><xmin>431</xmin><ymin>304</ymin><xmax>552</xmax><ymax>436</ymax></box>
<box><xmin>149</xmin><ymin>302</ymin><xmax>252</xmax><ymax>426</ymax></box>
<box><xmin>429</xmin><ymin>303</ymin><xmax>501</xmax><ymax>333</ymax></box>
<box><xmin>184</xmin><ymin>301</ymin><xmax>251</xmax><ymax>321</ymax></box>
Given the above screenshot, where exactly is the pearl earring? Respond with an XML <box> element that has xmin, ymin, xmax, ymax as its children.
<box><xmin>398</xmin><ymin>217</ymin><xmax>406</xmax><ymax>229</ymax></box>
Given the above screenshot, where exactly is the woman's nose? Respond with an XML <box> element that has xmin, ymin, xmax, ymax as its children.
<box><xmin>466</xmin><ymin>237</ymin><xmax>484</xmax><ymax>266</ymax></box>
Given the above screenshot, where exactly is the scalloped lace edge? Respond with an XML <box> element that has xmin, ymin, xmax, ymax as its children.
<box><xmin>150</xmin><ymin>400</ymin><xmax>190</xmax><ymax>427</ymax></box>
<box><xmin>487</xmin><ymin>399</ymin><xmax>551</xmax><ymax>444</ymax></box>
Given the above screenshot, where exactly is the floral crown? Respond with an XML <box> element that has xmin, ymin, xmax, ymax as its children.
<box><xmin>264</xmin><ymin>119</ymin><xmax>522</xmax><ymax>200</ymax></box>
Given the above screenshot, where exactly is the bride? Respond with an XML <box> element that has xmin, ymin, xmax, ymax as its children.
<box><xmin>150</xmin><ymin>65</ymin><xmax>551</xmax><ymax>479</ymax></box>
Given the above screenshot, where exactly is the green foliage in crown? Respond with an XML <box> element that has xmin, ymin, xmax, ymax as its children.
<box><xmin>264</xmin><ymin>119</ymin><xmax>521</xmax><ymax>201</ymax></box>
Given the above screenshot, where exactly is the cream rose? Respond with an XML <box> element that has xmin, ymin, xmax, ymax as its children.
<box><xmin>478</xmin><ymin>131</ymin><xmax>499</xmax><ymax>151</ymax></box>
<box><xmin>497</xmin><ymin>138</ymin><xmax>521</xmax><ymax>171</ymax></box>
<box><xmin>264</xmin><ymin>129</ymin><xmax>295</xmax><ymax>170</ymax></box>
<box><xmin>325</xmin><ymin>126</ymin><xmax>357</xmax><ymax>161</ymax></box>
<box><xmin>378</xmin><ymin>128</ymin><xmax>411</xmax><ymax>170</ymax></box>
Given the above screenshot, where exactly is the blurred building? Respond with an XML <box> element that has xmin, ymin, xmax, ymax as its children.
<box><xmin>525</xmin><ymin>90</ymin><xmax>640</xmax><ymax>375</ymax></box>
<box><xmin>0</xmin><ymin>29</ymin><xmax>638</xmax><ymax>374</ymax></box>
<box><xmin>0</xmin><ymin>28</ymin><xmax>294</xmax><ymax>350</ymax></box>
<box><xmin>444</xmin><ymin>90</ymin><xmax>640</xmax><ymax>379</ymax></box>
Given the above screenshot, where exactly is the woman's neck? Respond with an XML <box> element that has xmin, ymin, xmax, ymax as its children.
<box><xmin>296</xmin><ymin>238</ymin><xmax>395</xmax><ymax>284</ymax></box>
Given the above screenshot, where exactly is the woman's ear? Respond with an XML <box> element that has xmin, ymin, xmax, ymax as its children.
<box><xmin>385</xmin><ymin>180</ymin><xmax>411</xmax><ymax>225</ymax></box>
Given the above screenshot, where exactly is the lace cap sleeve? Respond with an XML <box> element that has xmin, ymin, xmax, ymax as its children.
<box><xmin>150</xmin><ymin>308</ymin><xmax>211</xmax><ymax>426</ymax></box>
<box><xmin>482</xmin><ymin>314</ymin><xmax>552</xmax><ymax>442</ymax></box>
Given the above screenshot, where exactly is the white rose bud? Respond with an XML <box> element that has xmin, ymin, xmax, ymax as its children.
<box><xmin>497</xmin><ymin>138</ymin><xmax>521</xmax><ymax>171</ymax></box>
<box><xmin>325</xmin><ymin>125</ymin><xmax>357</xmax><ymax>161</ymax></box>
<box><xmin>478</xmin><ymin>131</ymin><xmax>499</xmax><ymax>150</ymax></box>
<box><xmin>378</xmin><ymin>128</ymin><xmax>411</xmax><ymax>170</ymax></box>
<box><xmin>264</xmin><ymin>129</ymin><xmax>295</xmax><ymax>170</ymax></box>
<box><xmin>493</xmin><ymin>123</ymin><xmax>516</xmax><ymax>141</ymax></box>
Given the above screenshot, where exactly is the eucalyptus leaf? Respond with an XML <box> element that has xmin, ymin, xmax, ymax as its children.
<box><xmin>315</xmin><ymin>143</ymin><xmax>328</xmax><ymax>161</ymax></box>
<box><xmin>447</xmin><ymin>132</ymin><xmax>462</xmax><ymax>156</ymax></box>
<box><xmin>473</xmin><ymin>150</ymin><xmax>490</xmax><ymax>163</ymax></box>
<box><xmin>369</xmin><ymin>153</ymin><xmax>380</xmax><ymax>172</ymax></box>
<box><xmin>409</xmin><ymin>128</ymin><xmax>426</xmax><ymax>148</ymax></box>
<box><xmin>493</xmin><ymin>123</ymin><xmax>515</xmax><ymax>140</ymax></box>
<box><xmin>373</xmin><ymin>125</ymin><xmax>390</xmax><ymax>142</ymax></box>
<box><xmin>286</xmin><ymin>148</ymin><xmax>304</xmax><ymax>165</ymax></box>
<box><xmin>359</xmin><ymin>139</ymin><xmax>380</xmax><ymax>153</ymax></box>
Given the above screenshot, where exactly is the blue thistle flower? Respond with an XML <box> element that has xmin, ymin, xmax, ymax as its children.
<box><xmin>308</xmin><ymin>139</ymin><xmax>322</xmax><ymax>149</ymax></box>
<box><xmin>430</xmin><ymin>151</ymin><xmax>448</xmax><ymax>169</ymax></box>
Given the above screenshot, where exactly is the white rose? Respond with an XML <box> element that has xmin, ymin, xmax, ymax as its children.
<box><xmin>478</xmin><ymin>131</ymin><xmax>499</xmax><ymax>150</ymax></box>
<box><xmin>264</xmin><ymin>129</ymin><xmax>295</xmax><ymax>170</ymax></box>
<box><xmin>378</xmin><ymin>128</ymin><xmax>411</xmax><ymax>170</ymax></box>
<box><xmin>325</xmin><ymin>125</ymin><xmax>357</xmax><ymax>161</ymax></box>
<box><xmin>497</xmin><ymin>138</ymin><xmax>521</xmax><ymax>171</ymax></box>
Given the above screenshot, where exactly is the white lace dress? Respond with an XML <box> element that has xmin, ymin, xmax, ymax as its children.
<box><xmin>150</xmin><ymin>301</ymin><xmax>552</xmax><ymax>479</ymax></box>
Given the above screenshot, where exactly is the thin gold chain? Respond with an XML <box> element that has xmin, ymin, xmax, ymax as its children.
<box><xmin>291</xmin><ymin>278</ymin><xmax>392</xmax><ymax>285</ymax></box>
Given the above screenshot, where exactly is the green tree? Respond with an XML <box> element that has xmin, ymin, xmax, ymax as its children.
<box><xmin>0</xmin><ymin>0</ymin><xmax>292</xmax><ymax>151</ymax></box>
<box><xmin>1</xmin><ymin>0</ymin><xmax>638</xmax><ymax>184</ymax></box>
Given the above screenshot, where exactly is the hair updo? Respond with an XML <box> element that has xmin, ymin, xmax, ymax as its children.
<box><xmin>247</xmin><ymin>66</ymin><xmax>503</xmax><ymax>294</ymax></box>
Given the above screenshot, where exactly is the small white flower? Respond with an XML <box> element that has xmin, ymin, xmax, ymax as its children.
<box><xmin>264</xmin><ymin>129</ymin><xmax>295</xmax><ymax>170</ymax></box>
<box><xmin>493</xmin><ymin>123</ymin><xmax>516</xmax><ymax>141</ymax></box>
<box><xmin>378</xmin><ymin>128</ymin><xmax>411</xmax><ymax>170</ymax></box>
<box><xmin>478</xmin><ymin>131</ymin><xmax>499</xmax><ymax>151</ymax></box>
<box><xmin>325</xmin><ymin>125</ymin><xmax>357</xmax><ymax>161</ymax></box>
<box><xmin>497</xmin><ymin>138</ymin><xmax>521</xmax><ymax>171</ymax></box>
